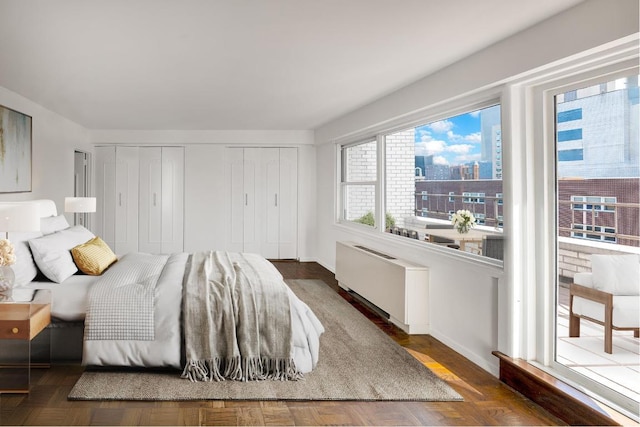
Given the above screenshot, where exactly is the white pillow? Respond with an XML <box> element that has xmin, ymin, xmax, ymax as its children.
<box><xmin>28</xmin><ymin>225</ymin><xmax>95</xmax><ymax>283</ymax></box>
<box><xmin>591</xmin><ymin>254</ymin><xmax>640</xmax><ymax>296</ymax></box>
<box><xmin>40</xmin><ymin>215</ymin><xmax>70</xmax><ymax>235</ymax></box>
<box><xmin>7</xmin><ymin>231</ymin><xmax>43</xmax><ymax>286</ymax></box>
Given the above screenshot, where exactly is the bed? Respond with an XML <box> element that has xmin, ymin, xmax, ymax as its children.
<box><xmin>7</xmin><ymin>200</ymin><xmax>324</xmax><ymax>379</ymax></box>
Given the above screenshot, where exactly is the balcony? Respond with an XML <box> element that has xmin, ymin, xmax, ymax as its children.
<box><xmin>408</xmin><ymin>193</ymin><xmax>640</xmax><ymax>407</ymax></box>
<box><xmin>557</xmin><ymin>284</ymin><xmax>639</xmax><ymax>404</ymax></box>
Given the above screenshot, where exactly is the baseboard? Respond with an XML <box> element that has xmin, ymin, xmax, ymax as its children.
<box><xmin>492</xmin><ymin>351</ymin><xmax>635</xmax><ymax>426</ymax></box>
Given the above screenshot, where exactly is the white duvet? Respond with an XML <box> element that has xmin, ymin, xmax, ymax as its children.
<box><xmin>82</xmin><ymin>252</ymin><xmax>324</xmax><ymax>371</ymax></box>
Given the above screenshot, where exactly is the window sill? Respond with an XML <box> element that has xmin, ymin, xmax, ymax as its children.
<box><xmin>333</xmin><ymin>222</ymin><xmax>504</xmax><ymax>273</ymax></box>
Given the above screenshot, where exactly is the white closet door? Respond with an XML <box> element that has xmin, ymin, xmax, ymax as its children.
<box><xmin>161</xmin><ymin>147</ymin><xmax>184</xmax><ymax>253</ymax></box>
<box><xmin>139</xmin><ymin>147</ymin><xmax>162</xmax><ymax>253</ymax></box>
<box><xmin>114</xmin><ymin>147</ymin><xmax>139</xmax><ymax>254</ymax></box>
<box><xmin>226</xmin><ymin>148</ymin><xmax>245</xmax><ymax>253</ymax></box>
<box><xmin>243</xmin><ymin>148</ymin><xmax>261</xmax><ymax>254</ymax></box>
<box><xmin>278</xmin><ymin>148</ymin><xmax>298</xmax><ymax>259</ymax></box>
<box><xmin>95</xmin><ymin>146</ymin><xmax>116</xmax><ymax>250</ymax></box>
<box><xmin>262</xmin><ymin>148</ymin><xmax>280</xmax><ymax>259</ymax></box>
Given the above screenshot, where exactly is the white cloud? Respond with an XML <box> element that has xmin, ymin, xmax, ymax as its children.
<box><xmin>418</xmin><ymin>129</ymin><xmax>433</xmax><ymax>141</ymax></box>
<box><xmin>428</xmin><ymin>120</ymin><xmax>453</xmax><ymax>134</ymax></box>
<box><xmin>469</xmin><ymin>110</ymin><xmax>480</xmax><ymax>118</ymax></box>
<box><xmin>464</xmin><ymin>132</ymin><xmax>481</xmax><ymax>143</ymax></box>
<box><xmin>454</xmin><ymin>153</ymin><xmax>482</xmax><ymax>163</ymax></box>
<box><xmin>433</xmin><ymin>155</ymin><xmax>449</xmax><ymax>165</ymax></box>
<box><xmin>446</xmin><ymin>144</ymin><xmax>474</xmax><ymax>154</ymax></box>
<box><xmin>415</xmin><ymin>139</ymin><xmax>446</xmax><ymax>156</ymax></box>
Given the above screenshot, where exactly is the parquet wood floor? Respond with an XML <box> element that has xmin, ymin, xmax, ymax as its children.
<box><xmin>0</xmin><ymin>261</ymin><xmax>565</xmax><ymax>426</ymax></box>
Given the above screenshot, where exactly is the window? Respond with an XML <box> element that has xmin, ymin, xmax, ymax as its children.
<box><xmin>384</xmin><ymin>104</ymin><xmax>503</xmax><ymax>259</ymax></box>
<box><xmin>339</xmin><ymin>104</ymin><xmax>504</xmax><ymax>259</ymax></box>
<box><xmin>571</xmin><ymin>224</ymin><xmax>617</xmax><ymax>242</ymax></box>
<box><xmin>557</xmin><ymin>108</ymin><xmax>583</xmax><ymax>122</ymax></box>
<box><xmin>557</xmin><ymin>128</ymin><xmax>583</xmax><ymax>141</ymax></box>
<box><xmin>339</xmin><ymin>104</ymin><xmax>503</xmax><ymax>261</ymax></box>
<box><xmin>553</xmin><ymin>72</ymin><xmax>640</xmax><ymax>415</ymax></box>
<box><xmin>571</xmin><ymin>195</ymin><xmax>616</xmax><ymax>212</ymax></box>
<box><xmin>558</xmin><ymin>148</ymin><xmax>584</xmax><ymax>161</ymax></box>
<box><xmin>463</xmin><ymin>192</ymin><xmax>485</xmax><ymax>204</ymax></box>
<box><xmin>340</xmin><ymin>139</ymin><xmax>378</xmax><ymax>228</ymax></box>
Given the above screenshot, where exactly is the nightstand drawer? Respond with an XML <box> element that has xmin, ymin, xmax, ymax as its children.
<box><xmin>0</xmin><ymin>304</ymin><xmax>51</xmax><ymax>340</ymax></box>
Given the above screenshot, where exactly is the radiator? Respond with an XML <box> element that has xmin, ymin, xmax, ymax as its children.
<box><xmin>335</xmin><ymin>241</ymin><xmax>429</xmax><ymax>334</ymax></box>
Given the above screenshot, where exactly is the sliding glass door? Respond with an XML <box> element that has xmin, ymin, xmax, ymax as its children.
<box><xmin>553</xmin><ymin>73</ymin><xmax>639</xmax><ymax>414</ymax></box>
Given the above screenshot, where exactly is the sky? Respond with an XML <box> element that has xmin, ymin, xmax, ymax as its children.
<box><xmin>414</xmin><ymin>109</ymin><xmax>483</xmax><ymax>167</ymax></box>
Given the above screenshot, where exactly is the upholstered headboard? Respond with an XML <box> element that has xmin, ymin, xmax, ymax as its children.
<box><xmin>0</xmin><ymin>199</ymin><xmax>57</xmax><ymax>220</ymax></box>
<box><xmin>31</xmin><ymin>199</ymin><xmax>58</xmax><ymax>218</ymax></box>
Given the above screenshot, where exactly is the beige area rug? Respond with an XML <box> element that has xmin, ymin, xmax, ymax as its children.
<box><xmin>68</xmin><ymin>279</ymin><xmax>462</xmax><ymax>401</ymax></box>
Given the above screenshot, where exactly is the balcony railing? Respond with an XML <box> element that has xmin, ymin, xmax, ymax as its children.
<box><xmin>414</xmin><ymin>192</ymin><xmax>503</xmax><ymax>229</ymax></box>
<box><xmin>415</xmin><ymin>193</ymin><xmax>639</xmax><ymax>247</ymax></box>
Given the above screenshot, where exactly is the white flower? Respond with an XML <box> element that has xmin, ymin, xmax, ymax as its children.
<box><xmin>0</xmin><ymin>239</ymin><xmax>16</xmax><ymax>266</ymax></box>
<box><xmin>451</xmin><ymin>209</ymin><xmax>476</xmax><ymax>231</ymax></box>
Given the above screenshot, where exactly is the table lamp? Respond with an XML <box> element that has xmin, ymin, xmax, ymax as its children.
<box><xmin>0</xmin><ymin>202</ymin><xmax>41</xmax><ymax>295</ymax></box>
<box><xmin>65</xmin><ymin>197</ymin><xmax>96</xmax><ymax>228</ymax></box>
<box><xmin>0</xmin><ymin>202</ymin><xmax>41</xmax><ymax>239</ymax></box>
<box><xmin>64</xmin><ymin>197</ymin><xmax>97</xmax><ymax>213</ymax></box>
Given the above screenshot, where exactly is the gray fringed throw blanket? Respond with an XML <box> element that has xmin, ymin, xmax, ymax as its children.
<box><xmin>181</xmin><ymin>251</ymin><xmax>301</xmax><ymax>382</ymax></box>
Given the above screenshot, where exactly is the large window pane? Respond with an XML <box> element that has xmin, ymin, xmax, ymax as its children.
<box><xmin>343</xmin><ymin>185</ymin><xmax>376</xmax><ymax>226</ymax></box>
<box><xmin>341</xmin><ymin>140</ymin><xmax>378</xmax><ymax>228</ymax></box>
<box><xmin>554</xmin><ymin>74</ymin><xmax>639</xmax><ymax>411</ymax></box>
<box><xmin>385</xmin><ymin>105</ymin><xmax>503</xmax><ymax>259</ymax></box>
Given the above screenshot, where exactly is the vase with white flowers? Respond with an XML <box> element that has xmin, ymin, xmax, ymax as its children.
<box><xmin>451</xmin><ymin>209</ymin><xmax>476</xmax><ymax>234</ymax></box>
<box><xmin>0</xmin><ymin>239</ymin><xmax>16</xmax><ymax>294</ymax></box>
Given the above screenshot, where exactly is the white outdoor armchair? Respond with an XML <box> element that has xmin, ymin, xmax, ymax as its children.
<box><xmin>569</xmin><ymin>254</ymin><xmax>640</xmax><ymax>354</ymax></box>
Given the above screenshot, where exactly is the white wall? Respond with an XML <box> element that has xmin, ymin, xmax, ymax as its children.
<box><xmin>0</xmin><ymin>86</ymin><xmax>91</xmax><ymax>221</ymax></box>
<box><xmin>314</xmin><ymin>0</ymin><xmax>639</xmax><ymax>375</ymax></box>
<box><xmin>90</xmin><ymin>130</ymin><xmax>317</xmax><ymax>261</ymax></box>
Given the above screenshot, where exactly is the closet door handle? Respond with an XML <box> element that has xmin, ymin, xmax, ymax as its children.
<box><xmin>245</xmin><ymin>194</ymin><xmax>248</xmax><ymax>206</ymax></box>
<box><xmin>118</xmin><ymin>193</ymin><xmax>122</xmax><ymax>207</ymax></box>
<box><xmin>275</xmin><ymin>194</ymin><xmax>278</xmax><ymax>207</ymax></box>
<box><xmin>153</xmin><ymin>193</ymin><xmax>157</xmax><ymax>206</ymax></box>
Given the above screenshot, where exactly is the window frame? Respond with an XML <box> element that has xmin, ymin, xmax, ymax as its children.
<box><xmin>339</xmin><ymin>138</ymin><xmax>381</xmax><ymax>229</ymax></box>
<box><xmin>526</xmin><ymin>59</ymin><xmax>640</xmax><ymax>418</ymax></box>
<box><xmin>336</xmin><ymin>96</ymin><xmax>505</xmax><ymax>265</ymax></box>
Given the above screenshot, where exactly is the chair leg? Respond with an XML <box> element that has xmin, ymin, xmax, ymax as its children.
<box><xmin>604</xmin><ymin>303</ymin><xmax>613</xmax><ymax>354</ymax></box>
<box><xmin>569</xmin><ymin>296</ymin><xmax>580</xmax><ymax>338</ymax></box>
<box><xmin>569</xmin><ymin>313</ymin><xmax>581</xmax><ymax>338</ymax></box>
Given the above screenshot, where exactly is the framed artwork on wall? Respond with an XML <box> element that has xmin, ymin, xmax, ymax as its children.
<box><xmin>0</xmin><ymin>104</ymin><xmax>32</xmax><ymax>193</ymax></box>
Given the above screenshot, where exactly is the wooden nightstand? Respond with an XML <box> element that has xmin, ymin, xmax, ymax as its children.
<box><xmin>0</xmin><ymin>290</ymin><xmax>51</xmax><ymax>393</ymax></box>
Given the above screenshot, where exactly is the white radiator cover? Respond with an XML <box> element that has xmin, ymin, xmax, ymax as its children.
<box><xmin>335</xmin><ymin>241</ymin><xmax>429</xmax><ymax>334</ymax></box>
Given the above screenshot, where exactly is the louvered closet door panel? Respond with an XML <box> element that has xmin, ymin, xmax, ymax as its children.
<box><xmin>161</xmin><ymin>147</ymin><xmax>184</xmax><ymax>253</ymax></box>
<box><xmin>278</xmin><ymin>147</ymin><xmax>298</xmax><ymax>259</ymax></box>
<box><xmin>225</xmin><ymin>148</ymin><xmax>245</xmax><ymax>253</ymax></box>
<box><xmin>114</xmin><ymin>147</ymin><xmax>139</xmax><ymax>254</ymax></box>
<box><xmin>242</xmin><ymin>148</ymin><xmax>261</xmax><ymax>254</ymax></box>
<box><xmin>262</xmin><ymin>148</ymin><xmax>280</xmax><ymax>259</ymax></box>
<box><xmin>95</xmin><ymin>146</ymin><xmax>116</xmax><ymax>250</ymax></box>
<box><xmin>139</xmin><ymin>147</ymin><xmax>162</xmax><ymax>253</ymax></box>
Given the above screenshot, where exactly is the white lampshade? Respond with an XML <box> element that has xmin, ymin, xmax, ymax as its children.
<box><xmin>65</xmin><ymin>197</ymin><xmax>96</xmax><ymax>213</ymax></box>
<box><xmin>0</xmin><ymin>202</ymin><xmax>41</xmax><ymax>232</ymax></box>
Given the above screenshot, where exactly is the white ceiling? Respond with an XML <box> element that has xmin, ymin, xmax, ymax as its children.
<box><xmin>0</xmin><ymin>0</ymin><xmax>584</xmax><ymax>130</ymax></box>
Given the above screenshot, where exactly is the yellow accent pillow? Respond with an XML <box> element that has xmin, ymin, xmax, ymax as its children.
<box><xmin>71</xmin><ymin>236</ymin><xmax>117</xmax><ymax>275</ymax></box>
